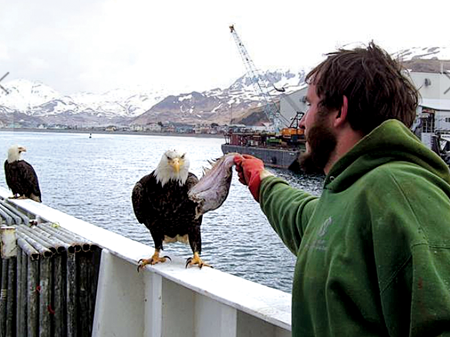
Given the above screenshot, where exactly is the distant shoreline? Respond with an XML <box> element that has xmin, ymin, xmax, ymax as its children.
<box><xmin>0</xmin><ymin>128</ymin><xmax>224</xmax><ymax>139</ymax></box>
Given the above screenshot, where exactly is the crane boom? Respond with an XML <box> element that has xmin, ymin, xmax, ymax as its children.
<box><xmin>229</xmin><ymin>25</ymin><xmax>288</xmax><ymax>132</ymax></box>
<box><xmin>0</xmin><ymin>72</ymin><xmax>9</xmax><ymax>94</ymax></box>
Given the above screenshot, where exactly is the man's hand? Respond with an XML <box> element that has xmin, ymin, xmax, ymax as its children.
<box><xmin>234</xmin><ymin>154</ymin><xmax>266</xmax><ymax>202</ymax></box>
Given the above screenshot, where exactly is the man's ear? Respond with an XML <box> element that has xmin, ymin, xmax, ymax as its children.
<box><xmin>334</xmin><ymin>95</ymin><xmax>348</xmax><ymax>127</ymax></box>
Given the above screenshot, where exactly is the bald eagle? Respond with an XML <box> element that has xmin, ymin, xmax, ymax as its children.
<box><xmin>4</xmin><ymin>145</ymin><xmax>42</xmax><ymax>202</ymax></box>
<box><xmin>132</xmin><ymin>149</ymin><xmax>209</xmax><ymax>270</ymax></box>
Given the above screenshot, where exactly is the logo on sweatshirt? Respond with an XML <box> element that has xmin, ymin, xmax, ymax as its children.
<box><xmin>318</xmin><ymin>217</ymin><xmax>333</xmax><ymax>237</ymax></box>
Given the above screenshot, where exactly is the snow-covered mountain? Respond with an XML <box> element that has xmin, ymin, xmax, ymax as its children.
<box><xmin>393</xmin><ymin>46</ymin><xmax>450</xmax><ymax>73</ymax></box>
<box><xmin>0</xmin><ymin>69</ymin><xmax>306</xmax><ymax>127</ymax></box>
<box><xmin>132</xmin><ymin>69</ymin><xmax>307</xmax><ymax>126</ymax></box>
<box><xmin>1</xmin><ymin>46</ymin><xmax>449</xmax><ymax>128</ymax></box>
<box><xmin>393</xmin><ymin>46</ymin><xmax>450</xmax><ymax>61</ymax></box>
<box><xmin>0</xmin><ymin>79</ymin><xmax>60</xmax><ymax>112</ymax></box>
<box><xmin>0</xmin><ymin>80</ymin><xmax>168</xmax><ymax>124</ymax></box>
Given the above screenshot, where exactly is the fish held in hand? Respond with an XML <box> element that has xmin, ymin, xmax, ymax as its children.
<box><xmin>188</xmin><ymin>153</ymin><xmax>237</xmax><ymax>219</ymax></box>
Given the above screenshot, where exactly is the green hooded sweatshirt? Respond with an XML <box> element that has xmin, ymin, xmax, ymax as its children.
<box><xmin>260</xmin><ymin>120</ymin><xmax>450</xmax><ymax>337</ymax></box>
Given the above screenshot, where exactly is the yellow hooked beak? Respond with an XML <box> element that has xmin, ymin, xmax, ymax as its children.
<box><xmin>171</xmin><ymin>158</ymin><xmax>181</xmax><ymax>173</ymax></box>
<box><xmin>18</xmin><ymin>146</ymin><xmax>27</xmax><ymax>153</ymax></box>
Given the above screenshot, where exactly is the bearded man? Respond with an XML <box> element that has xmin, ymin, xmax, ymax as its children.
<box><xmin>234</xmin><ymin>42</ymin><xmax>450</xmax><ymax>336</ymax></box>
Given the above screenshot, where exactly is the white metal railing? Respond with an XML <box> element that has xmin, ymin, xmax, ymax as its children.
<box><xmin>0</xmin><ymin>187</ymin><xmax>291</xmax><ymax>337</ymax></box>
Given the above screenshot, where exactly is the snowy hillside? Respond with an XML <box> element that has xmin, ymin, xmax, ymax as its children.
<box><xmin>393</xmin><ymin>46</ymin><xmax>450</xmax><ymax>61</ymax></box>
<box><xmin>0</xmin><ymin>81</ymin><xmax>168</xmax><ymax>119</ymax></box>
<box><xmin>0</xmin><ymin>69</ymin><xmax>307</xmax><ymax>127</ymax></box>
<box><xmin>1</xmin><ymin>46</ymin><xmax>448</xmax><ymax>128</ymax></box>
<box><xmin>132</xmin><ymin>69</ymin><xmax>307</xmax><ymax>126</ymax></box>
<box><xmin>0</xmin><ymin>80</ymin><xmax>60</xmax><ymax>112</ymax></box>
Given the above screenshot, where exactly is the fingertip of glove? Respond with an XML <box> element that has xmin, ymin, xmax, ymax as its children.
<box><xmin>234</xmin><ymin>154</ymin><xmax>243</xmax><ymax>164</ymax></box>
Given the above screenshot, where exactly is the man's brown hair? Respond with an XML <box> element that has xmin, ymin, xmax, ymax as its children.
<box><xmin>306</xmin><ymin>42</ymin><xmax>419</xmax><ymax>135</ymax></box>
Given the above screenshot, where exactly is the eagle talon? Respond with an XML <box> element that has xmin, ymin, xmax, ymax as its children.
<box><xmin>137</xmin><ymin>258</ymin><xmax>147</xmax><ymax>272</ymax></box>
<box><xmin>137</xmin><ymin>252</ymin><xmax>171</xmax><ymax>272</ymax></box>
<box><xmin>185</xmin><ymin>253</ymin><xmax>211</xmax><ymax>269</ymax></box>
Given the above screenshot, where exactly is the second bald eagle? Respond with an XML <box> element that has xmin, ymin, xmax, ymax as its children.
<box><xmin>4</xmin><ymin>145</ymin><xmax>42</xmax><ymax>202</ymax></box>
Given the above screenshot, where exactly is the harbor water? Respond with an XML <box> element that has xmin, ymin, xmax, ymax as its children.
<box><xmin>0</xmin><ymin>130</ymin><xmax>324</xmax><ymax>293</ymax></box>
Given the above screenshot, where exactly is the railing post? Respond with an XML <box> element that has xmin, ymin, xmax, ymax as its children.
<box><xmin>144</xmin><ymin>273</ymin><xmax>162</xmax><ymax>337</ymax></box>
<box><xmin>219</xmin><ymin>305</ymin><xmax>237</xmax><ymax>337</ymax></box>
<box><xmin>194</xmin><ymin>294</ymin><xmax>237</xmax><ymax>337</ymax></box>
<box><xmin>92</xmin><ymin>249</ymin><xmax>145</xmax><ymax>337</ymax></box>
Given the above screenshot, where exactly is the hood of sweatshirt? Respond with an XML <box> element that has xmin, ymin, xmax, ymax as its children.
<box><xmin>325</xmin><ymin>119</ymin><xmax>450</xmax><ymax>192</ymax></box>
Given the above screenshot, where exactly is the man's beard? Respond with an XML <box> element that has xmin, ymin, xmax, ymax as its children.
<box><xmin>298</xmin><ymin>122</ymin><xmax>337</xmax><ymax>174</ymax></box>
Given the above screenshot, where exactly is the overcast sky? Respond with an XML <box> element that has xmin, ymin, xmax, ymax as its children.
<box><xmin>1</xmin><ymin>0</ymin><xmax>449</xmax><ymax>95</ymax></box>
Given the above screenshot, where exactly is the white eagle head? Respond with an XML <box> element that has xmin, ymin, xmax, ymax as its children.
<box><xmin>155</xmin><ymin>149</ymin><xmax>190</xmax><ymax>187</ymax></box>
<box><xmin>7</xmin><ymin>145</ymin><xmax>27</xmax><ymax>163</ymax></box>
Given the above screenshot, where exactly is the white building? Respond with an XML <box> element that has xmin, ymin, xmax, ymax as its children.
<box><xmin>410</xmin><ymin>70</ymin><xmax>450</xmax><ymax>100</ymax></box>
<box><xmin>279</xmin><ymin>68</ymin><xmax>450</xmax><ymax>139</ymax></box>
<box><xmin>409</xmin><ymin>70</ymin><xmax>450</xmax><ymax>148</ymax></box>
<box><xmin>279</xmin><ymin>86</ymin><xmax>308</xmax><ymax>128</ymax></box>
<box><xmin>146</xmin><ymin>123</ymin><xmax>162</xmax><ymax>132</ymax></box>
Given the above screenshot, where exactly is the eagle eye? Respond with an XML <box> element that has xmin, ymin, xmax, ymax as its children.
<box><xmin>181</xmin><ymin>153</ymin><xmax>185</xmax><ymax>159</ymax></box>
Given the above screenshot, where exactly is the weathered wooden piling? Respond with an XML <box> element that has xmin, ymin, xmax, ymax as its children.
<box><xmin>39</xmin><ymin>257</ymin><xmax>51</xmax><ymax>337</ymax></box>
<box><xmin>0</xmin><ymin>220</ymin><xmax>101</xmax><ymax>337</ymax></box>
<box><xmin>0</xmin><ymin>209</ymin><xmax>12</xmax><ymax>227</ymax></box>
<box><xmin>17</xmin><ymin>237</ymin><xmax>39</xmax><ymax>261</ymax></box>
<box><xmin>27</xmin><ymin>255</ymin><xmax>39</xmax><ymax>337</ymax></box>
<box><xmin>0</xmin><ymin>205</ymin><xmax>20</xmax><ymax>227</ymax></box>
<box><xmin>15</xmin><ymin>230</ymin><xmax>53</xmax><ymax>258</ymax></box>
<box><xmin>66</xmin><ymin>252</ymin><xmax>77</xmax><ymax>337</ymax></box>
<box><xmin>78</xmin><ymin>250</ymin><xmax>100</xmax><ymax>337</ymax></box>
<box><xmin>0</xmin><ymin>259</ymin><xmax>8</xmax><ymax>337</ymax></box>
<box><xmin>6</xmin><ymin>258</ymin><xmax>16</xmax><ymax>336</ymax></box>
<box><xmin>0</xmin><ymin>202</ymin><xmax>29</xmax><ymax>225</ymax></box>
<box><xmin>53</xmin><ymin>253</ymin><xmax>64</xmax><ymax>337</ymax></box>
<box><xmin>15</xmin><ymin>247</ymin><xmax>26</xmax><ymax>337</ymax></box>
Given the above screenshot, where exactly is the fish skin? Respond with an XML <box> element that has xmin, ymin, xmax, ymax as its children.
<box><xmin>188</xmin><ymin>153</ymin><xmax>238</xmax><ymax>219</ymax></box>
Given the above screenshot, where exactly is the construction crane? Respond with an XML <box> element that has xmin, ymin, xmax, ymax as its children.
<box><xmin>229</xmin><ymin>25</ymin><xmax>289</xmax><ymax>132</ymax></box>
<box><xmin>0</xmin><ymin>72</ymin><xmax>9</xmax><ymax>94</ymax></box>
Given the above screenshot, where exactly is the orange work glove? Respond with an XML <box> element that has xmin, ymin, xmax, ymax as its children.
<box><xmin>234</xmin><ymin>154</ymin><xmax>265</xmax><ymax>202</ymax></box>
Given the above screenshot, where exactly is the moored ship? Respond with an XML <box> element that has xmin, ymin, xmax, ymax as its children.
<box><xmin>221</xmin><ymin>130</ymin><xmax>305</xmax><ymax>170</ymax></box>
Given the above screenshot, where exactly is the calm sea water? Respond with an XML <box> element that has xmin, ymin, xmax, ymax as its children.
<box><xmin>0</xmin><ymin>130</ymin><xmax>324</xmax><ymax>293</ymax></box>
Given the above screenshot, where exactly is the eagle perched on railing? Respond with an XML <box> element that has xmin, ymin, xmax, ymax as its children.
<box><xmin>132</xmin><ymin>149</ymin><xmax>209</xmax><ymax>270</ymax></box>
<box><xmin>4</xmin><ymin>145</ymin><xmax>42</xmax><ymax>202</ymax></box>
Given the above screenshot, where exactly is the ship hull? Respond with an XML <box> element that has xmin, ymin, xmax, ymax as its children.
<box><xmin>222</xmin><ymin>144</ymin><xmax>303</xmax><ymax>170</ymax></box>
